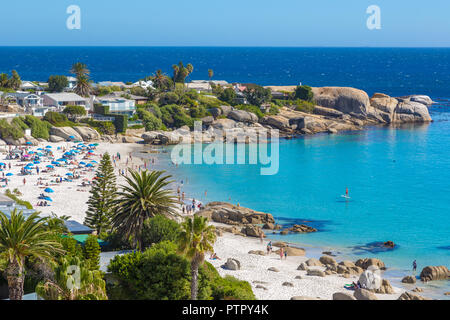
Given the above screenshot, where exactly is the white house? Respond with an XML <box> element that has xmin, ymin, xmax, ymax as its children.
<box><xmin>95</xmin><ymin>95</ymin><xmax>136</xmax><ymax>116</ymax></box>
<box><xmin>20</xmin><ymin>81</ymin><xmax>42</xmax><ymax>91</ymax></box>
<box><xmin>43</xmin><ymin>92</ymin><xmax>88</xmax><ymax>110</ymax></box>
<box><xmin>132</xmin><ymin>80</ymin><xmax>154</xmax><ymax>90</ymax></box>
<box><xmin>6</xmin><ymin>92</ymin><xmax>44</xmax><ymax>109</ymax></box>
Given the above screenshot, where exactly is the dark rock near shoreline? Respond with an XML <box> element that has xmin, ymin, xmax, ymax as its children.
<box><xmin>402</xmin><ymin>275</ymin><xmax>416</xmax><ymax>284</ymax></box>
<box><xmin>419</xmin><ymin>266</ymin><xmax>450</xmax><ymax>282</ymax></box>
<box><xmin>354</xmin><ymin>288</ymin><xmax>378</xmax><ymax>300</ymax></box>
<box><xmin>355</xmin><ymin>258</ymin><xmax>386</xmax><ymax>270</ymax></box>
<box><xmin>398</xmin><ymin>292</ymin><xmax>431</xmax><ymax>300</ymax></box>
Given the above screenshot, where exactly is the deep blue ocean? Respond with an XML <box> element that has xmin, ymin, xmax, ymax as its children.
<box><xmin>1</xmin><ymin>46</ymin><xmax>450</xmax><ymax>97</ymax></box>
<box><xmin>2</xmin><ymin>47</ymin><xmax>449</xmax><ymax>296</ymax></box>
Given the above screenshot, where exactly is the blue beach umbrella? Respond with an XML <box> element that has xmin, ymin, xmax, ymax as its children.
<box><xmin>90</xmin><ymin>160</ymin><xmax>97</xmax><ymax>163</ymax></box>
<box><xmin>45</xmin><ymin>145</ymin><xmax>52</xmax><ymax>149</ymax></box>
<box><xmin>46</xmin><ymin>165</ymin><xmax>54</xmax><ymax>168</ymax></box>
<box><xmin>43</xmin><ymin>196</ymin><xmax>52</xmax><ymax>201</ymax></box>
<box><xmin>79</xmin><ymin>161</ymin><xmax>86</xmax><ymax>165</ymax></box>
<box><xmin>0</xmin><ymin>163</ymin><xmax>5</xmax><ymax>166</ymax></box>
<box><xmin>44</xmin><ymin>188</ymin><xmax>54</xmax><ymax>193</ymax></box>
<box><xmin>6</xmin><ymin>173</ymin><xmax>13</xmax><ymax>176</ymax></box>
<box><xmin>86</xmin><ymin>163</ymin><xmax>93</xmax><ymax>167</ymax></box>
<box><xmin>66</xmin><ymin>173</ymin><xmax>73</xmax><ymax>176</ymax></box>
<box><xmin>34</xmin><ymin>161</ymin><xmax>40</xmax><ymax>164</ymax></box>
<box><xmin>26</xmin><ymin>141</ymin><xmax>32</xmax><ymax>145</ymax></box>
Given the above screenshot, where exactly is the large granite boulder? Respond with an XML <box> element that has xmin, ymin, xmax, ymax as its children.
<box><xmin>141</xmin><ymin>130</ymin><xmax>187</xmax><ymax>145</ymax></box>
<box><xmin>274</xmin><ymin>246</ymin><xmax>305</xmax><ymax>256</ymax></box>
<box><xmin>305</xmin><ymin>258</ymin><xmax>323</xmax><ymax>267</ymax></box>
<box><xmin>260</xmin><ymin>115</ymin><xmax>290</xmax><ymax>130</ymax></box>
<box><xmin>307</xmin><ymin>269</ymin><xmax>326</xmax><ymax>277</ymax></box>
<box><xmin>224</xmin><ymin>258</ymin><xmax>241</xmax><ymax>271</ymax></box>
<box><xmin>420</xmin><ymin>266</ymin><xmax>450</xmax><ymax>282</ymax></box>
<box><xmin>49</xmin><ymin>135</ymin><xmax>65</xmax><ymax>143</ymax></box>
<box><xmin>319</xmin><ymin>255</ymin><xmax>336</xmax><ymax>266</ymax></box>
<box><xmin>73</xmin><ymin>126</ymin><xmax>101</xmax><ymax>141</ymax></box>
<box><xmin>241</xmin><ymin>225</ymin><xmax>264</xmax><ymax>238</ymax></box>
<box><xmin>200</xmin><ymin>116</ymin><xmax>214</xmax><ymax>126</ymax></box>
<box><xmin>374</xmin><ymin>279</ymin><xmax>395</xmax><ymax>294</ymax></box>
<box><xmin>354</xmin><ymin>288</ymin><xmax>378</xmax><ymax>300</ymax></box>
<box><xmin>210</xmin><ymin>118</ymin><xmax>236</xmax><ymax>130</ymax></box>
<box><xmin>24</xmin><ymin>135</ymin><xmax>39</xmax><ymax>146</ymax></box>
<box><xmin>312</xmin><ymin>87</ymin><xmax>370</xmax><ymax>115</ymax></box>
<box><xmin>401</xmin><ymin>275</ymin><xmax>417</xmax><ymax>284</ymax></box>
<box><xmin>394</xmin><ymin>100</ymin><xmax>432</xmax><ymax>122</ymax></box>
<box><xmin>313</xmin><ymin>105</ymin><xmax>344</xmax><ymax>118</ymax></box>
<box><xmin>228</xmin><ymin>110</ymin><xmax>258</xmax><ymax>123</ymax></box>
<box><xmin>3</xmin><ymin>137</ymin><xmax>26</xmax><ymax>146</ymax></box>
<box><xmin>50</xmin><ymin>127</ymin><xmax>83</xmax><ymax>141</ymax></box>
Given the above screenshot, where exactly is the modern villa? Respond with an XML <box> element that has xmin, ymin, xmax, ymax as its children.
<box><xmin>95</xmin><ymin>95</ymin><xmax>136</xmax><ymax>115</ymax></box>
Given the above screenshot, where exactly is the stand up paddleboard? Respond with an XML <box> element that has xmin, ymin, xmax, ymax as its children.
<box><xmin>341</xmin><ymin>195</ymin><xmax>351</xmax><ymax>200</ymax></box>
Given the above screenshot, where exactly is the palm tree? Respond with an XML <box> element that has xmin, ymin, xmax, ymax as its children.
<box><xmin>178</xmin><ymin>216</ymin><xmax>216</xmax><ymax>300</ymax></box>
<box><xmin>152</xmin><ymin>69</ymin><xmax>169</xmax><ymax>91</ymax></box>
<box><xmin>112</xmin><ymin>170</ymin><xmax>179</xmax><ymax>249</ymax></box>
<box><xmin>70</xmin><ymin>62</ymin><xmax>91</xmax><ymax>97</ymax></box>
<box><xmin>0</xmin><ymin>210</ymin><xmax>64</xmax><ymax>300</ymax></box>
<box><xmin>208</xmin><ymin>69</ymin><xmax>214</xmax><ymax>92</ymax></box>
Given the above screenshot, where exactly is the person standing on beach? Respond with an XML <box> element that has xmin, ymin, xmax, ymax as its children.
<box><xmin>279</xmin><ymin>247</ymin><xmax>284</xmax><ymax>260</ymax></box>
<box><xmin>284</xmin><ymin>250</ymin><xmax>287</xmax><ymax>260</ymax></box>
<box><xmin>182</xmin><ymin>192</ymin><xmax>185</xmax><ymax>200</ymax></box>
<box><xmin>259</xmin><ymin>232</ymin><xmax>264</xmax><ymax>244</ymax></box>
<box><xmin>23</xmin><ymin>178</ymin><xmax>26</xmax><ymax>186</ymax></box>
<box><xmin>412</xmin><ymin>260</ymin><xmax>417</xmax><ymax>272</ymax></box>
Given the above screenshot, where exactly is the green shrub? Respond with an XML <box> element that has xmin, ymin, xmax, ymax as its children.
<box><xmin>159</xmin><ymin>92</ymin><xmax>179</xmax><ymax>105</ymax></box>
<box><xmin>293</xmin><ymin>85</ymin><xmax>313</xmax><ymax>102</ymax></box>
<box><xmin>160</xmin><ymin>104</ymin><xmax>193</xmax><ymax>128</ymax></box>
<box><xmin>142</xmin><ymin>215</ymin><xmax>181</xmax><ymax>248</ymax></box>
<box><xmin>137</xmin><ymin>109</ymin><xmax>164</xmax><ymax>131</ymax></box>
<box><xmin>107</xmin><ymin>241</ymin><xmax>192</xmax><ymax>300</ymax></box>
<box><xmin>93</xmin><ymin>104</ymin><xmax>110</xmax><ymax>115</ymax></box>
<box><xmin>23</xmin><ymin>115</ymin><xmax>51</xmax><ymax>140</ymax></box>
<box><xmin>210</xmin><ymin>275</ymin><xmax>256</xmax><ymax>300</ymax></box>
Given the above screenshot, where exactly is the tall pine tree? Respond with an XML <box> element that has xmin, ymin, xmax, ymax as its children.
<box><xmin>84</xmin><ymin>152</ymin><xmax>117</xmax><ymax>234</ymax></box>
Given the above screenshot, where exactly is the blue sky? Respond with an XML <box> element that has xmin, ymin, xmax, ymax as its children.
<box><xmin>1</xmin><ymin>0</ymin><xmax>449</xmax><ymax>46</ymax></box>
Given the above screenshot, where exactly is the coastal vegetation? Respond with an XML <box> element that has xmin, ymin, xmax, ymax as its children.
<box><xmin>70</xmin><ymin>62</ymin><xmax>91</xmax><ymax>97</ymax></box>
<box><xmin>48</xmin><ymin>75</ymin><xmax>68</xmax><ymax>93</ymax></box>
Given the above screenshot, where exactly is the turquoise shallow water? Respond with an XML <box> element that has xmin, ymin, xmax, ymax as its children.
<box><xmin>157</xmin><ymin>105</ymin><xmax>450</xmax><ymax>272</ymax></box>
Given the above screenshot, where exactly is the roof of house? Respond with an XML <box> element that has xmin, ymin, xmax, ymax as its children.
<box><xmin>6</xmin><ymin>92</ymin><xmax>42</xmax><ymax>99</ymax></box>
<box><xmin>44</xmin><ymin>93</ymin><xmax>86</xmax><ymax>102</ymax></box>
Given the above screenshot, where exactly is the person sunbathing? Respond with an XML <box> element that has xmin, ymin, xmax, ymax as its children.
<box><xmin>210</xmin><ymin>253</ymin><xmax>221</xmax><ymax>260</ymax></box>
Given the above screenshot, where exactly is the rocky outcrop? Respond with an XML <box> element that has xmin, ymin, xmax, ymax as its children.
<box><xmin>319</xmin><ymin>256</ymin><xmax>336</xmax><ymax>266</ymax></box>
<box><xmin>374</xmin><ymin>279</ymin><xmax>395</xmax><ymax>294</ymax></box>
<box><xmin>228</xmin><ymin>110</ymin><xmax>258</xmax><ymax>123</ymax></box>
<box><xmin>419</xmin><ymin>266</ymin><xmax>450</xmax><ymax>282</ymax></box>
<box><xmin>312</xmin><ymin>87</ymin><xmax>370</xmax><ymax>115</ymax></box>
<box><xmin>306</xmin><ymin>269</ymin><xmax>326</xmax><ymax>277</ymax></box>
<box><xmin>285</xmin><ymin>224</ymin><xmax>317</xmax><ymax>234</ymax></box>
<box><xmin>241</xmin><ymin>225</ymin><xmax>264</xmax><ymax>237</ymax></box>
<box><xmin>198</xmin><ymin>202</ymin><xmax>275</xmax><ymax>226</ymax></box>
<box><xmin>50</xmin><ymin>127</ymin><xmax>83</xmax><ymax>141</ymax></box>
<box><xmin>369</xmin><ymin>93</ymin><xmax>432</xmax><ymax>123</ymax></box>
<box><xmin>313</xmin><ymin>106</ymin><xmax>344</xmax><ymax>118</ymax></box>
<box><xmin>355</xmin><ymin>258</ymin><xmax>386</xmax><ymax>270</ymax></box>
<box><xmin>398</xmin><ymin>292</ymin><xmax>431</xmax><ymax>300</ymax></box>
<box><xmin>259</xmin><ymin>115</ymin><xmax>290</xmax><ymax>130</ymax></box>
<box><xmin>122</xmin><ymin>136</ymin><xmax>143</xmax><ymax>143</ymax></box>
<box><xmin>73</xmin><ymin>126</ymin><xmax>101</xmax><ymax>141</ymax></box>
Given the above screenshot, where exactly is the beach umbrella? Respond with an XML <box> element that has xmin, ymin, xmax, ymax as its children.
<box><xmin>0</xmin><ymin>163</ymin><xmax>5</xmax><ymax>166</ymax></box>
<box><xmin>69</xmin><ymin>135</ymin><xmax>75</xmax><ymax>139</ymax></box>
<box><xmin>86</xmin><ymin>163</ymin><xmax>93</xmax><ymax>167</ymax></box>
<box><xmin>26</xmin><ymin>141</ymin><xmax>32</xmax><ymax>145</ymax></box>
<box><xmin>6</xmin><ymin>173</ymin><xmax>13</xmax><ymax>176</ymax></box>
<box><xmin>51</xmin><ymin>161</ymin><xmax>59</xmax><ymax>165</ymax></box>
<box><xmin>43</xmin><ymin>196</ymin><xmax>52</xmax><ymax>202</ymax></box>
<box><xmin>46</xmin><ymin>165</ymin><xmax>54</xmax><ymax>168</ymax></box>
<box><xmin>37</xmin><ymin>148</ymin><xmax>43</xmax><ymax>150</ymax></box>
<box><xmin>88</xmin><ymin>150</ymin><xmax>94</xmax><ymax>154</ymax></box>
<box><xmin>66</xmin><ymin>173</ymin><xmax>73</xmax><ymax>176</ymax></box>
<box><xmin>45</xmin><ymin>145</ymin><xmax>52</xmax><ymax>149</ymax></box>
<box><xmin>34</xmin><ymin>161</ymin><xmax>40</xmax><ymax>164</ymax></box>
<box><xmin>79</xmin><ymin>161</ymin><xmax>86</xmax><ymax>165</ymax></box>
<box><xmin>44</xmin><ymin>188</ymin><xmax>54</xmax><ymax>193</ymax></box>
<box><xmin>90</xmin><ymin>160</ymin><xmax>97</xmax><ymax>163</ymax></box>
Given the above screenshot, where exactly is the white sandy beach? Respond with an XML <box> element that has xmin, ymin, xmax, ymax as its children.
<box><xmin>209</xmin><ymin>228</ymin><xmax>405</xmax><ymax>300</ymax></box>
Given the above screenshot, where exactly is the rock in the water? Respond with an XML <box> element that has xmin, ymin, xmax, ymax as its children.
<box><xmin>198</xmin><ymin>202</ymin><xmax>275</xmax><ymax>226</ymax></box>
<box><xmin>268</xmin><ymin>267</ymin><xmax>279</xmax><ymax>272</ymax></box>
<box><xmin>354</xmin><ymin>288</ymin><xmax>378</xmax><ymax>300</ymax></box>
<box><xmin>333</xmin><ymin>292</ymin><xmax>357</xmax><ymax>300</ymax></box>
<box><xmin>287</xmin><ymin>224</ymin><xmax>317</xmax><ymax>233</ymax></box>
<box><xmin>412</xmin><ymin>287</ymin><xmax>423</xmax><ymax>293</ymax></box>
<box><xmin>319</xmin><ymin>255</ymin><xmax>336</xmax><ymax>266</ymax></box>
<box><xmin>401</xmin><ymin>275</ymin><xmax>417</xmax><ymax>284</ymax></box>
<box><xmin>224</xmin><ymin>258</ymin><xmax>241</xmax><ymax>271</ymax></box>
<box><xmin>420</xmin><ymin>266</ymin><xmax>450</xmax><ymax>282</ymax></box>
<box><xmin>306</xmin><ymin>269</ymin><xmax>326</xmax><ymax>277</ymax></box>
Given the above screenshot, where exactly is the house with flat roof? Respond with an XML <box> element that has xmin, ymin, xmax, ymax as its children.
<box><xmin>95</xmin><ymin>95</ymin><xmax>136</xmax><ymax>116</ymax></box>
<box><xmin>43</xmin><ymin>92</ymin><xmax>87</xmax><ymax>110</ymax></box>
<box><xmin>20</xmin><ymin>81</ymin><xmax>42</xmax><ymax>91</ymax></box>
